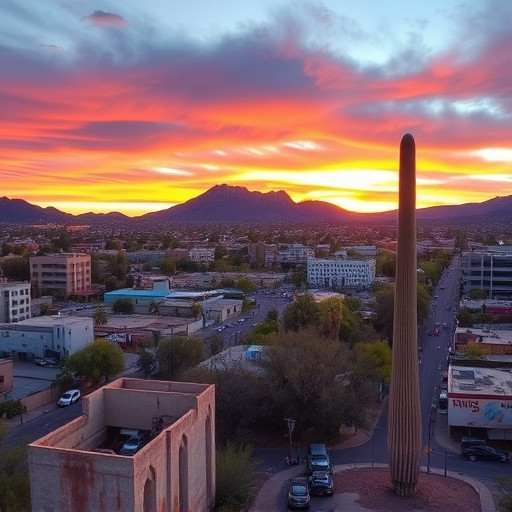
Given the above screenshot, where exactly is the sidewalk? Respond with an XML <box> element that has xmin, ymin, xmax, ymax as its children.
<box><xmin>248</xmin><ymin>409</ymin><xmax>496</xmax><ymax>512</ymax></box>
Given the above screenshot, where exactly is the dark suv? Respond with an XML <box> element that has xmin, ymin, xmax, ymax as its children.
<box><xmin>460</xmin><ymin>437</ymin><xmax>487</xmax><ymax>457</ymax></box>
<box><xmin>307</xmin><ymin>443</ymin><xmax>332</xmax><ymax>474</ymax></box>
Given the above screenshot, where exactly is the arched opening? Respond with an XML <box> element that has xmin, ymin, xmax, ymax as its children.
<box><xmin>205</xmin><ymin>406</ymin><xmax>213</xmax><ymax>501</ymax></box>
<box><xmin>143</xmin><ymin>466</ymin><xmax>156</xmax><ymax>512</ymax></box>
<box><xmin>179</xmin><ymin>435</ymin><xmax>189</xmax><ymax>512</ymax></box>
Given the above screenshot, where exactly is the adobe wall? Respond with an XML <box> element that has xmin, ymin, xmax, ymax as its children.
<box><xmin>28</xmin><ymin>446</ymin><xmax>135</xmax><ymax>512</ymax></box>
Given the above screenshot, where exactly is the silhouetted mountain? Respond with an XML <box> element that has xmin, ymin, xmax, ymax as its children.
<box><xmin>0</xmin><ymin>196</ymin><xmax>73</xmax><ymax>224</ymax></box>
<box><xmin>2</xmin><ymin>187</ymin><xmax>512</xmax><ymax>226</ymax></box>
<box><xmin>139</xmin><ymin>184</ymin><xmax>358</xmax><ymax>223</ymax></box>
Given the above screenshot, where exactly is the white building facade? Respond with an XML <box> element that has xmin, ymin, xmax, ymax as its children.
<box><xmin>188</xmin><ymin>247</ymin><xmax>215</xmax><ymax>263</ymax></box>
<box><xmin>0</xmin><ymin>315</ymin><xmax>94</xmax><ymax>360</ymax></box>
<box><xmin>0</xmin><ymin>280</ymin><xmax>31</xmax><ymax>323</ymax></box>
<box><xmin>307</xmin><ymin>257</ymin><xmax>376</xmax><ymax>288</ymax></box>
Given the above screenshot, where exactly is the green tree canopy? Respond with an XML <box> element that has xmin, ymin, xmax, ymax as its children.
<box><xmin>158</xmin><ymin>257</ymin><xmax>177</xmax><ymax>276</ymax></box>
<box><xmin>61</xmin><ymin>339</ymin><xmax>125</xmax><ymax>387</ymax></box>
<box><xmin>282</xmin><ymin>293</ymin><xmax>320</xmax><ymax>332</ymax></box>
<box><xmin>156</xmin><ymin>336</ymin><xmax>204</xmax><ymax>379</ymax></box>
<box><xmin>353</xmin><ymin>340</ymin><xmax>392</xmax><ymax>385</ymax></box>
<box><xmin>112</xmin><ymin>297</ymin><xmax>134</xmax><ymax>314</ymax></box>
<box><xmin>215</xmin><ymin>442</ymin><xmax>261</xmax><ymax>510</ymax></box>
<box><xmin>0</xmin><ymin>420</ymin><xmax>31</xmax><ymax>512</ymax></box>
<box><xmin>92</xmin><ymin>306</ymin><xmax>108</xmax><ymax>326</ymax></box>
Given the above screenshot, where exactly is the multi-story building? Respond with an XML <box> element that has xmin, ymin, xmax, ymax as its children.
<box><xmin>29</xmin><ymin>378</ymin><xmax>215</xmax><ymax>512</ymax></box>
<box><xmin>307</xmin><ymin>256</ymin><xmax>376</xmax><ymax>288</ymax></box>
<box><xmin>189</xmin><ymin>247</ymin><xmax>215</xmax><ymax>263</ymax></box>
<box><xmin>0</xmin><ymin>315</ymin><xmax>94</xmax><ymax>361</ymax></box>
<box><xmin>278</xmin><ymin>243</ymin><xmax>315</xmax><ymax>264</ymax></box>
<box><xmin>0</xmin><ymin>280</ymin><xmax>31</xmax><ymax>323</ymax></box>
<box><xmin>29</xmin><ymin>253</ymin><xmax>91</xmax><ymax>299</ymax></box>
<box><xmin>461</xmin><ymin>247</ymin><xmax>512</xmax><ymax>299</ymax></box>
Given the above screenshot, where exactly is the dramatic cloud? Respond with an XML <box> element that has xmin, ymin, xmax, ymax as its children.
<box><xmin>0</xmin><ymin>0</ymin><xmax>511</xmax><ymax>215</ymax></box>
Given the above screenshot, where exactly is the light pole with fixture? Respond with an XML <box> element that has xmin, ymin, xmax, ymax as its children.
<box><xmin>284</xmin><ymin>417</ymin><xmax>295</xmax><ymax>460</ymax></box>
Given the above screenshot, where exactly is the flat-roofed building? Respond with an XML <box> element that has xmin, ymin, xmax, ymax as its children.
<box><xmin>448</xmin><ymin>360</ymin><xmax>512</xmax><ymax>440</ymax></box>
<box><xmin>189</xmin><ymin>247</ymin><xmax>215</xmax><ymax>263</ymax></box>
<box><xmin>461</xmin><ymin>247</ymin><xmax>512</xmax><ymax>299</ymax></box>
<box><xmin>0</xmin><ymin>315</ymin><xmax>93</xmax><ymax>361</ymax></box>
<box><xmin>28</xmin><ymin>378</ymin><xmax>215</xmax><ymax>512</ymax></box>
<box><xmin>0</xmin><ymin>358</ymin><xmax>13</xmax><ymax>394</ymax></box>
<box><xmin>0</xmin><ymin>280</ymin><xmax>31</xmax><ymax>323</ymax></box>
<box><xmin>29</xmin><ymin>253</ymin><xmax>91</xmax><ymax>300</ymax></box>
<box><xmin>307</xmin><ymin>256</ymin><xmax>376</xmax><ymax>289</ymax></box>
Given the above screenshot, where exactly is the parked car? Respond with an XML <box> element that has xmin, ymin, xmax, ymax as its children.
<box><xmin>287</xmin><ymin>477</ymin><xmax>310</xmax><ymax>509</ymax></box>
<box><xmin>308</xmin><ymin>470</ymin><xmax>333</xmax><ymax>496</ymax></box>
<box><xmin>463</xmin><ymin>445</ymin><xmax>509</xmax><ymax>462</ymax></box>
<box><xmin>307</xmin><ymin>443</ymin><xmax>332</xmax><ymax>474</ymax></box>
<box><xmin>119</xmin><ymin>434</ymin><xmax>145</xmax><ymax>456</ymax></box>
<box><xmin>57</xmin><ymin>389</ymin><xmax>81</xmax><ymax>407</ymax></box>
<box><xmin>34</xmin><ymin>357</ymin><xmax>47</xmax><ymax>366</ymax></box>
<box><xmin>460</xmin><ymin>436</ymin><xmax>487</xmax><ymax>457</ymax></box>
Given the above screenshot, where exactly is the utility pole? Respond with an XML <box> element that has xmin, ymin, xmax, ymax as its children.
<box><xmin>284</xmin><ymin>417</ymin><xmax>295</xmax><ymax>460</ymax></box>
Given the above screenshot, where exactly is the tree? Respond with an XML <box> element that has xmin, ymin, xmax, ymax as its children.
<box><xmin>158</xmin><ymin>257</ymin><xmax>177</xmax><ymax>276</ymax></box>
<box><xmin>190</xmin><ymin>301</ymin><xmax>202</xmax><ymax>319</ymax></box>
<box><xmin>236</xmin><ymin>277</ymin><xmax>257</xmax><ymax>294</ymax></box>
<box><xmin>0</xmin><ymin>399</ymin><xmax>27</xmax><ymax>421</ymax></box>
<box><xmin>261</xmin><ymin>329</ymin><xmax>362</xmax><ymax>440</ymax></box>
<box><xmin>112</xmin><ymin>297</ymin><xmax>134</xmax><ymax>314</ymax></box>
<box><xmin>137</xmin><ymin>348</ymin><xmax>156</xmax><ymax>377</ymax></box>
<box><xmin>0</xmin><ymin>256</ymin><xmax>29</xmax><ymax>281</ymax></box>
<box><xmin>209</xmin><ymin>333</ymin><xmax>224</xmax><ymax>356</ymax></box>
<box><xmin>92</xmin><ymin>306</ymin><xmax>108</xmax><ymax>325</ymax></box>
<box><xmin>282</xmin><ymin>293</ymin><xmax>320</xmax><ymax>332</ymax></box>
<box><xmin>318</xmin><ymin>297</ymin><xmax>343</xmax><ymax>341</ymax></box>
<box><xmin>353</xmin><ymin>340</ymin><xmax>392</xmax><ymax>385</ymax></box>
<box><xmin>243</xmin><ymin>319</ymin><xmax>279</xmax><ymax>345</ymax></box>
<box><xmin>61</xmin><ymin>339</ymin><xmax>125</xmax><ymax>387</ymax></box>
<box><xmin>156</xmin><ymin>336</ymin><xmax>204</xmax><ymax>379</ymax></box>
<box><xmin>215</xmin><ymin>442</ymin><xmax>261</xmax><ymax>510</ymax></box>
<box><xmin>0</xmin><ymin>420</ymin><xmax>31</xmax><ymax>512</ymax></box>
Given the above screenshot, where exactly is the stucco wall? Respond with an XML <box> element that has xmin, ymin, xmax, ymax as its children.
<box><xmin>29</xmin><ymin>378</ymin><xmax>215</xmax><ymax>512</ymax></box>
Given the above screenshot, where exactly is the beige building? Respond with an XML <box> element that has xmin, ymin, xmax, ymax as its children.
<box><xmin>0</xmin><ymin>280</ymin><xmax>31</xmax><ymax>323</ymax></box>
<box><xmin>30</xmin><ymin>253</ymin><xmax>91</xmax><ymax>299</ymax></box>
<box><xmin>29</xmin><ymin>378</ymin><xmax>215</xmax><ymax>512</ymax></box>
<box><xmin>0</xmin><ymin>358</ymin><xmax>13</xmax><ymax>394</ymax></box>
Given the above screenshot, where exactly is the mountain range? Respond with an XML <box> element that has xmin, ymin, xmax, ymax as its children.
<box><xmin>1</xmin><ymin>184</ymin><xmax>512</xmax><ymax>226</ymax></box>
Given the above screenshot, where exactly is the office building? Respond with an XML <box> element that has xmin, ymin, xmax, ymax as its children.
<box><xmin>30</xmin><ymin>253</ymin><xmax>91</xmax><ymax>299</ymax></box>
<box><xmin>461</xmin><ymin>248</ymin><xmax>512</xmax><ymax>299</ymax></box>
<box><xmin>307</xmin><ymin>256</ymin><xmax>376</xmax><ymax>288</ymax></box>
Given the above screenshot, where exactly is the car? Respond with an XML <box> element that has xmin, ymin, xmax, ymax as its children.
<box><xmin>119</xmin><ymin>434</ymin><xmax>145</xmax><ymax>456</ymax></box>
<box><xmin>307</xmin><ymin>443</ymin><xmax>332</xmax><ymax>474</ymax></box>
<box><xmin>438</xmin><ymin>390</ymin><xmax>448</xmax><ymax>409</ymax></box>
<box><xmin>460</xmin><ymin>436</ymin><xmax>487</xmax><ymax>456</ymax></box>
<box><xmin>463</xmin><ymin>445</ymin><xmax>509</xmax><ymax>462</ymax></box>
<box><xmin>57</xmin><ymin>389</ymin><xmax>81</xmax><ymax>407</ymax></box>
<box><xmin>34</xmin><ymin>357</ymin><xmax>47</xmax><ymax>366</ymax></box>
<box><xmin>308</xmin><ymin>470</ymin><xmax>333</xmax><ymax>496</ymax></box>
<box><xmin>287</xmin><ymin>477</ymin><xmax>310</xmax><ymax>509</ymax></box>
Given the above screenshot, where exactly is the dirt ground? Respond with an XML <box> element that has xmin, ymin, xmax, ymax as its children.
<box><xmin>334</xmin><ymin>467</ymin><xmax>482</xmax><ymax>512</ymax></box>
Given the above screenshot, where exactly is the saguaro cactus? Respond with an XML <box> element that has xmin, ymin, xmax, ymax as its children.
<box><xmin>387</xmin><ymin>133</ymin><xmax>422</xmax><ymax>496</ymax></box>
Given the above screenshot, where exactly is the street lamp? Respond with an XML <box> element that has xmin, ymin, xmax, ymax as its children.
<box><xmin>284</xmin><ymin>417</ymin><xmax>295</xmax><ymax>460</ymax></box>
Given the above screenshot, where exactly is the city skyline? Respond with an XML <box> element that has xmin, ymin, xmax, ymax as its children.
<box><xmin>2</xmin><ymin>0</ymin><xmax>512</xmax><ymax>217</ymax></box>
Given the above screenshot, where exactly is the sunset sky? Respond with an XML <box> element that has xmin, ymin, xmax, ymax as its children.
<box><xmin>2</xmin><ymin>0</ymin><xmax>512</xmax><ymax>216</ymax></box>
